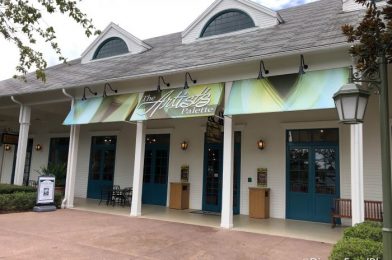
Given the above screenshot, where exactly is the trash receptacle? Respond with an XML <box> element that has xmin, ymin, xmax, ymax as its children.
<box><xmin>169</xmin><ymin>182</ymin><xmax>190</xmax><ymax>210</ymax></box>
<box><xmin>249</xmin><ymin>187</ymin><xmax>270</xmax><ymax>219</ymax></box>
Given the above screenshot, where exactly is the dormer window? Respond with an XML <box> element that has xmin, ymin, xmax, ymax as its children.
<box><xmin>93</xmin><ymin>37</ymin><xmax>129</xmax><ymax>60</ymax></box>
<box><xmin>200</xmin><ymin>9</ymin><xmax>255</xmax><ymax>38</ymax></box>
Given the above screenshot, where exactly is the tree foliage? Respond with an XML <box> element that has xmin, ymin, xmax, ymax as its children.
<box><xmin>342</xmin><ymin>0</ymin><xmax>392</xmax><ymax>77</ymax></box>
<box><xmin>0</xmin><ymin>0</ymin><xmax>100</xmax><ymax>81</ymax></box>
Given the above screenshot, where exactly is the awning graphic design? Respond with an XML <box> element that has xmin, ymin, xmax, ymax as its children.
<box><xmin>225</xmin><ymin>68</ymin><xmax>349</xmax><ymax>115</ymax></box>
<box><xmin>131</xmin><ymin>83</ymin><xmax>224</xmax><ymax>121</ymax></box>
<box><xmin>63</xmin><ymin>93</ymin><xmax>139</xmax><ymax>125</ymax></box>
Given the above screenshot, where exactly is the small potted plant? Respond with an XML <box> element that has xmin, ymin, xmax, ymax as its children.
<box><xmin>35</xmin><ymin>163</ymin><xmax>67</xmax><ymax>194</ymax></box>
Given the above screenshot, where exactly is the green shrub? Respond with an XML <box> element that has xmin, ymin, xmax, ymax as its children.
<box><xmin>0</xmin><ymin>184</ymin><xmax>36</xmax><ymax>194</ymax></box>
<box><xmin>35</xmin><ymin>163</ymin><xmax>67</xmax><ymax>187</ymax></box>
<box><xmin>344</xmin><ymin>221</ymin><xmax>383</xmax><ymax>242</ymax></box>
<box><xmin>54</xmin><ymin>192</ymin><xmax>62</xmax><ymax>208</ymax></box>
<box><xmin>0</xmin><ymin>192</ymin><xmax>36</xmax><ymax>211</ymax></box>
<box><xmin>330</xmin><ymin>237</ymin><xmax>383</xmax><ymax>260</ymax></box>
<box><xmin>0</xmin><ymin>191</ymin><xmax>63</xmax><ymax>212</ymax></box>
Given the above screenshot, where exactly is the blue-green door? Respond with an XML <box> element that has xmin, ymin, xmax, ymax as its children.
<box><xmin>87</xmin><ymin>136</ymin><xmax>117</xmax><ymax>199</ymax></box>
<box><xmin>286</xmin><ymin>129</ymin><xmax>340</xmax><ymax>223</ymax></box>
<box><xmin>142</xmin><ymin>134</ymin><xmax>170</xmax><ymax>206</ymax></box>
<box><xmin>203</xmin><ymin>132</ymin><xmax>241</xmax><ymax>214</ymax></box>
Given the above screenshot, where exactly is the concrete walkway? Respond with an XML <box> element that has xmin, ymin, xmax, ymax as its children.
<box><xmin>0</xmin><ymin>210</ymin><xmax>333</xmax><ymax>260</ymax></box>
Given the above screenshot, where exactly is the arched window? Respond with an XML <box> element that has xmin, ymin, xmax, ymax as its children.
<box><xmin>93</xmin><ymin>37</ymin><xmax>129</xmax><ymax>60</ymax></box>
<box><xmin>200</xmin><ymin>9</ymin><xmax>255</xmax><ymax>38</ymax></box>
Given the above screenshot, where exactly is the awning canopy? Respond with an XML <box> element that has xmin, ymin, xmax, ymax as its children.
<box><xmin>225</xmin><ymin>68</ymin><xmax>349</xmax><ymax>116</ymax></box>
<box><xmin>63</xmin><ymin>93</ymin><xmax>139</xmax><ymax>125</ymax></box>
<box><xmin>130</xmin><ymin>83</ymin><xmax>224</xmax><ymax>121</ymax></box>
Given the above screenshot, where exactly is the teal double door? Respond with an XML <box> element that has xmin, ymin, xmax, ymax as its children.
<box><xmin>142</xmin><ymin>134</ymin><xmax>170</xmax><ymax>206</ymax></box>
<box><xmin>87</xmin><ymin>136</ymin><xmax>117</xmax><ymax>199</ymax></box>
<box><xmin>202</xmin><ymin>132</ymin><xmax>241</xmax><ymax>214</ymax></box>
<box><xmin>286</xmin><ymin>129</ymin><xmax>340</xmax><ymax>223</ymax></box>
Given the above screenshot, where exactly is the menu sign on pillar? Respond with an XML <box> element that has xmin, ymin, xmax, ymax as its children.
<box><xmin>33</xmin><ymin>176</ymin><xmax>57</xmax><ymax>212</ymax></box>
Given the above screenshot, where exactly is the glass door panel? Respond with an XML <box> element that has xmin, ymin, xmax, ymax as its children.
<box><xmin>203</xmin><ymin>145</ymin><xmax>223</xmax><ymax>212</ymax></box>
<box><xmin>91</xmin><ymin>150</ymin><xmax>101</xmax><ymax>181</ymax></box>
<box><xmin>103</xmin><ymin>150</ymin><xmax>115</xmax><ymax>181</ymax></box>
<box><xmin>289</xmin><ymin>148</ymin><xmax>309</xmax><ymax>193</ymax></box>
<box><xmin>315</xmin><ymin>148</ymin><xmax>337</xmax><ymax>195</ymax></box>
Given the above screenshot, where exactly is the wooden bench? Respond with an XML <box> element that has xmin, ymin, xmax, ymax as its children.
<box><xmin>331</xmin><ymin>199</ymin><xmax>383</xmax><ymax>227</ymax></box>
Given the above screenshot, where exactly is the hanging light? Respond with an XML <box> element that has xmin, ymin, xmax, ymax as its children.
<box><xmin>184</xmin><ymin>72</ymin><xmax>197</xmax><ymax>89</ymax></box>
<box><xmin>103</xmin><ymin>83</ymin><xmax>118</xmax><ymax>98</ymax></box>
<box><xmin>299</xmin><ymin>54</ymin><xmax>309</xmax><ymax>75</ymax></box>
<box><xmin>157</xmin><ymin>76</ymin><xmax>170</xmax><ymax>92</ymax></box>
<box><xmin>82</xmin><ymin>87</ymin><xmax>97</xmax><ymax>101</ymax></box>
<box><xmin>333</xmin><ymin>67</ymin><xmax>370</xmax><ymax>124</ymax></box>
<box><xmin>257</xmin><ymin>60</ymin><xmax>269</xmax><ymax>80</ymax></box>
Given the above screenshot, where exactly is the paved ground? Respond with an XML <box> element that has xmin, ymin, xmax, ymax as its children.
<box><xmin>0</xmin><ymin>210</ymin><xmax>332</xmax><ymax>260</ymax></box>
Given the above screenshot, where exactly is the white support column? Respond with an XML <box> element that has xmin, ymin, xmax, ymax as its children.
<box><xmin>14</xmin><ymin>105</ymin><xmax>31</xmax><ymax>185</ymax></box>
<box><xmin>62</xmin><ymin>124</ymin><xmax>80</xmax><ymax>208</ymax></box>
<box><xmin>131</xmin><ymin>121</ymin><xmax>146</xmax><ymax>217</ymax></box>
<box><xmin>221</xmin><ymin>82</ymin><xmax>234</xmax><ymax>229</ymax></box>
<box><xmin>351</xmin><ymin>123</ymin><xmax>365</xmax><ymax>225</ymax></box>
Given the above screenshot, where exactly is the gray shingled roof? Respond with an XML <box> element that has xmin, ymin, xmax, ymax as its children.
<box><xmin>0</xmin><ymin>0</ymin><xmax>362</xmax><ymax>97</ymax></box>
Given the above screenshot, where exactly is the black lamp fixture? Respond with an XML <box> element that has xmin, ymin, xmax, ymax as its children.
<box><xmin>257</xmin><ymin>60</ymin><xmax>269</xmax><ymax>80</ymax></box>
<box><xmin>333</xmin><ymin>66</ymin><xmax>371</xmax><ymax>124</ymax></box>
<box><xmin>184</xmin><ymin>72</ymin><xmax>197</xmax><ymax>89</ymax></box>
<box><xmin>103</xmin><ymin>83</ymin><xmax>118</xmax><ymax>98</ymax></box>
<box><xmin>157</xmin><ymin>76</ymin><xmax>170</xmax><ymax>92</ymax></box>
<box><xmin>299</xmin><ymin>54</ymin><xmax>309</xmax><ymax>75</ymax></box>
<box><xmin>82</xmin><ymin>86</ymin><xmax>97</xmax><ymax>101</ymax></box>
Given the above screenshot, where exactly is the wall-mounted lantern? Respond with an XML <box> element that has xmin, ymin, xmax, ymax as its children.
<box><xmin>181</xmin><ymin>141</ymin><xmax>189</xmax><ymax>151</ymax></box>
<box><xmin>257</xmin><ymin>139</ymin><xmax>265</xmax><ymax>150</ymax></box>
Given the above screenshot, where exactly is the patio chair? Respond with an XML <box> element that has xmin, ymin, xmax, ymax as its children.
<box><xmin>28</xmin><ymin>180</ymin><xmax>37</xmax><ymax>188</ymax></box>
<box><xmin>99</xmin><ymin>185</ymin><xmax>113</xmax><ymax>205</ymax></box>
<box><xmin>122</xmin><ymin>187</ymin><xmax>132</xmax><ymax>206</ymax></box>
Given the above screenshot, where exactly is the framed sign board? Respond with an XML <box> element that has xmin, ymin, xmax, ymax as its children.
<box><xmin>2</xmin><ymin>133</ymin><xmax>18</xmax><ymax>145</ymax></box>
<box><xmin>181</xmin><ymin>165</ymin><xmax>189</xmax><ymax>183</ymax></box>
<box><xmin>257</xmin><ymin>168</ymin><xmax>268</xmax><ymax>187</ymax></box>
<box><xmin>36</xmin><ymin>176</ymin><xmax>55</xmax><ymax>205</ymax></box>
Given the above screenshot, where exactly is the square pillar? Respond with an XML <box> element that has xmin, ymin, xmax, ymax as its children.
<box><xmin>131</xmin><ymin>121</ymin><xmax>146</xmax><ymax>217</ymax></box>
<box><xmin>351</xmin><ymin>123</ymin><xmax>365</xmax><ymax>225</ymax></box>
<box><xmin>221</xmin><ymin>82</ymin><xmax>234</xmax><ymax>229</ymax></box>
<box><xmin>62</xmin><ymin>125</ymin><xmax>80</xmax><ymax>208</ymax></box>
<box><xmin>14</xmin><ymin>105</ymin><xmax>31</xmax><ymax>186</ymax></box>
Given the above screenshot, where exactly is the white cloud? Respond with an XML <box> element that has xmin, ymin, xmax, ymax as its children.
<box><xmin>253</xmin><ymin>0</ymin><xmax>316</xmax><ymax>10</ymax></box>
<box><xmin>0</xmin><ymin>0</ymin><xmax>318</xmax><ymax>81</ymax></box>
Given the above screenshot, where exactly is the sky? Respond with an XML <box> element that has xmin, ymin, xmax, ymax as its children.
<box><xmin>0</xmin><ymin>0</ymin><xmax>317</xmax><ymax>81</ymax></box>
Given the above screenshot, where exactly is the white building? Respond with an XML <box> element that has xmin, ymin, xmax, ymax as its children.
<box><xmin>0</xmin><ymin>0</ymin><xmax>389</xmax><ymax>228</ymax></box>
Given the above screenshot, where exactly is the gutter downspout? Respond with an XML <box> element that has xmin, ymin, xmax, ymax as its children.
<box><xmin>11</xmin><ymin>96</ymin><xmax>23</xmax><ymax>106</ymax></box>
<box><xmin>61</xmin><ymin>89</ymin><xmax>74</xmax><ymax>208</ymax></box>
